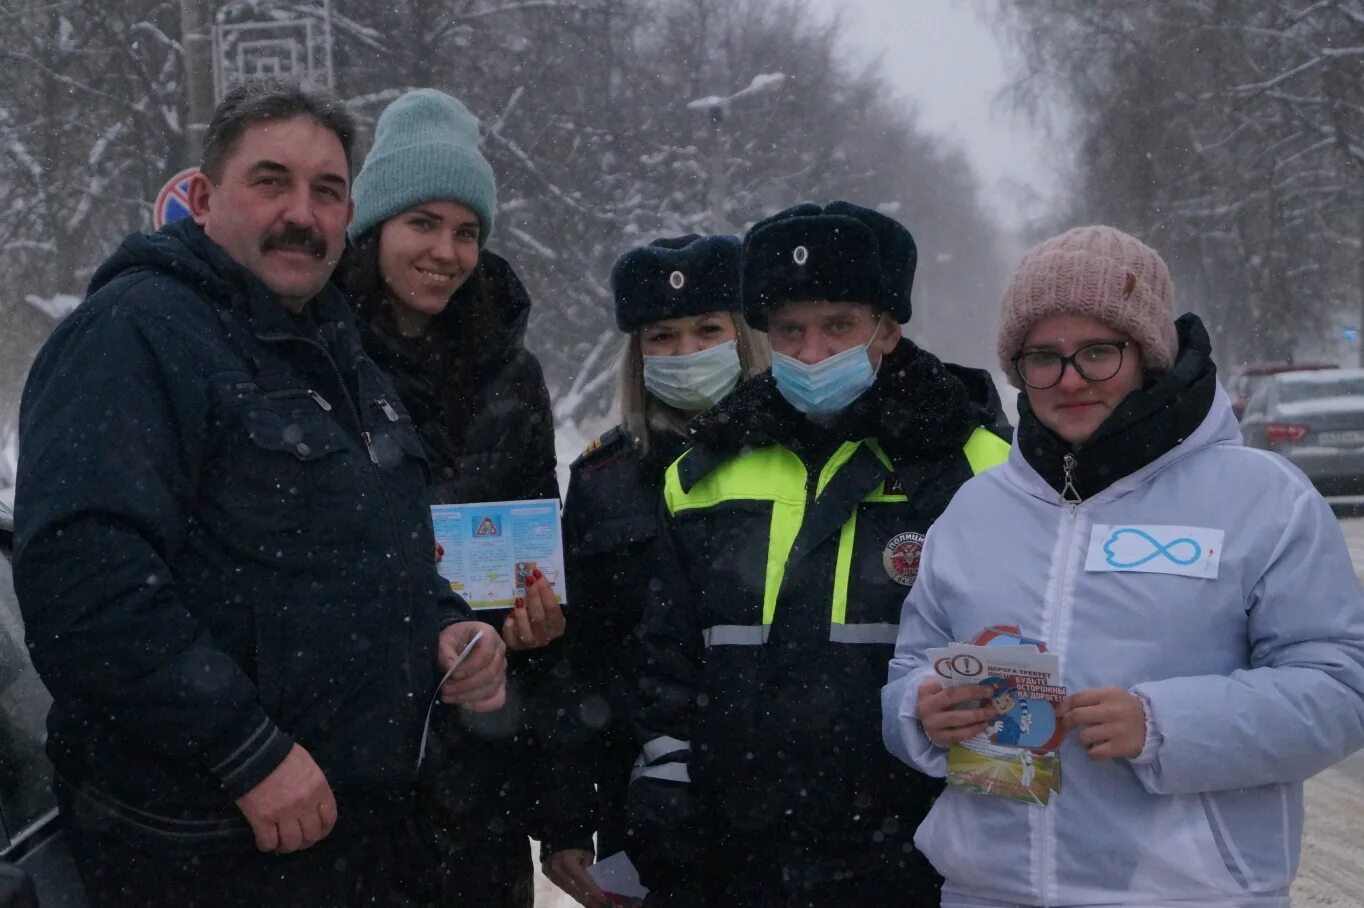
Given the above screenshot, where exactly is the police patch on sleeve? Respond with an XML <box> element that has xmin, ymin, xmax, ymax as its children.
<box><xmin>883</xmin><ymin>531</ymin><xmax>925</xmax><ymax>587</ymax></box>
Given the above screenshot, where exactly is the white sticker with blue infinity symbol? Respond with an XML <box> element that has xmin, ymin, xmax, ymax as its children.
<box><xmin>1084</xmin><ymin>524</ymin><xmax>1223</xmax><ymax>579</ymax></box>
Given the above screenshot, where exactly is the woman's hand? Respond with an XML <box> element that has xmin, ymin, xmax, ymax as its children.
<box><xmin>915</xmin><ymin>678</ymin><xmax>997</xmax><ymax>747</ymax></box>
<box><xmin>544</xmin><ymin>848</ymin><xmax>608</xmax><ymax>907</ymax></box>
<box><xmin>1059</xmin><ymin>686</ymin><xmax>1147</xmax><ymax>760</ymax></box>
<box><xmin>502</xmin><ymin>568</ymin><xmax>566</xmax><ymax>650</ymax></box>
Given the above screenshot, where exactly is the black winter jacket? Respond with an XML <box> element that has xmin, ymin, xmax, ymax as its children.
<box><xmin>13</xmin><ymin>220</ymin><xmax>468</xmax><ymax>852</ymax></box>
<box><xmin>342</xmin><ymin>248</ymin><xmax>562</xmax><ymax>870</ymax></box>
<box><xmin>629</xmin><ymin>339</ymin><xmax>1010</xmax><ymax>903</ymax></box>
<box><xmin>542</xmin><ymin>425</ymin><xmax>690</xmax><ymax>856</ymax></box>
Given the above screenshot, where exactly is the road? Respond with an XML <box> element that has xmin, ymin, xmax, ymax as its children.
<box><xmin>535</xmin><ymin>517</ymin><xmax>1364</xmax><ymax>906</ymax></box>
<box><xmin>1293</xmin><ymin>515</ymin><xmax>1364</xmax><ymax>906</ymax></box>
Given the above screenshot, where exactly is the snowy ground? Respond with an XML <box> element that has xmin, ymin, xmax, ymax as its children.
<box><xmin>1295</xmin><ymin>515</ymin><xmax>1364</xmax><ymax>906</ymax></box>
<box><xmin>533</xmin><ymin>516</ymin><xmax>1364</xmax><ymax>907</ymax></box>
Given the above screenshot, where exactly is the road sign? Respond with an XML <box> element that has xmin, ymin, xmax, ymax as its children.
<box><xmin>213</xmin><ymin>0</ymin><xmax>334</xmax><ymax>102</ymax></box>
<box><xmin>154</xmin><ymin>167</ymin><xmax>199</xmax><ymax>230</ymax></box>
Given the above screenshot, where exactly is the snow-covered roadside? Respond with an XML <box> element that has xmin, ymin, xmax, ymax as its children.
<box><xmin>1294</xmin><ymin>516</ymin><xmax>1364</xmax><ymax>906</ymax></box>
<box><xmin>1295</xmin><ymin>755</ymin><xmax>1364</xmax><ymax>906</ymax></box>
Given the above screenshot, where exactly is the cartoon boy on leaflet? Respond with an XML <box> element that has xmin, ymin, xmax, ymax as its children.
<box><xmin>983</xmin><ymin>677</ymin><xmax>1031</xmax><ymax>746</ymax></box>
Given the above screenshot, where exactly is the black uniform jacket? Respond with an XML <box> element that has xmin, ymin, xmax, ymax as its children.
<box><xmin>629</xmin><ymin>338</ymin><xmax>1009</xmax><ymax>898</ymax></box>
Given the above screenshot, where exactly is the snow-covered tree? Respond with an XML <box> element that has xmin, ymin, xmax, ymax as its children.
<box><xmin>991</xmin><ymin>0</ymin><xmax>1364</xmax><ymax>367</ymax></box>
<box><xmin>0</xmin><ymin>0</ymin><xmax>1006</xmax><ymax>444</ymax></box>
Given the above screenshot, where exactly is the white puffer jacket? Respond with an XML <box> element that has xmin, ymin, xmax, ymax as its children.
<box><xmin>883</xmin><ymin>387</ymin><xmax>1364</xmax><ymax>907</ymax></box>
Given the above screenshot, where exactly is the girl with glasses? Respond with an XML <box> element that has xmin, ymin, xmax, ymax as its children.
<box><xmin>883</xmin><ymin>225</ymin><xmax>1364</xmax><ymax>907</ymax></box>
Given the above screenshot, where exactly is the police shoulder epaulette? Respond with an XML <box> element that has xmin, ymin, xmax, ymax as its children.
<box><xmin>572</xmin><ymin>425</ymin><xmax>631</xmax><ymax>470</ymax></box>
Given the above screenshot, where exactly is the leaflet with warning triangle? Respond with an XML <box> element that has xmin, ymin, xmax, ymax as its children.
<box><xmin>930</xmin><ymin>628</ymin><xmax>1067</xmax><ymax>805</ymax></box>
<box><xmin>430</xmin><ymin>498</ymin><xmax>565</xmax><ymax>610</ymax></box>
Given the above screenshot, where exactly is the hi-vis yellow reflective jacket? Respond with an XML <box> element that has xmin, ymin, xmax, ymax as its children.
<box><xmin>626</xmin><ymin>342</ymin><xmax>1010</xmax><ymax>899</ymax></box>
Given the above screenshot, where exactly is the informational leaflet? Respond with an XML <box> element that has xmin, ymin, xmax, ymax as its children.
<box><xmin>430</xmin><ymin>498</ymin><xmax>565</xmax><ymax>611</ymax></box>
<box><xmin>929</xmin><ymin>628</ymin><xmax>1067</xmax><ymax>805</ymax></box>
<box><xmin>586</xmin><ymin>852</ymin><xmax>648</xmax><ymax>906</ymax></box>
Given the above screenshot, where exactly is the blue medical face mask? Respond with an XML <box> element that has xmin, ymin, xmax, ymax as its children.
<box><xmin>771</xmin><ymin>319</ymin><xmax>884</xmax><ymax>417</ymax></box>
<box><xmin>643</xmin><ymin>340</ymin><xmax>743</xmax><ymax>412</ymax></box>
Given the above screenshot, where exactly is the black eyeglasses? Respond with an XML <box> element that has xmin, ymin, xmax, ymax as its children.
<box><xmin>1012</xmin><ymin>341</ymin><xmax>1130</xmax><ymax>390</ymax></box>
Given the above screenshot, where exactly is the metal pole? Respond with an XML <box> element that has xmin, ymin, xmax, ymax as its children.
<box><xmin>180</xmin><ymin>0</ymin><xmax>216</xmax><ymax>166</ymax></box>
<box><xmin>323</xmin><ymin>0</ymin><xmax>335</xmax><ymax>89</ymax></box>
<box><xmin>708</xmin><ymin>107</ymin><xmax>730</xmax><ymax>233</ymax></box>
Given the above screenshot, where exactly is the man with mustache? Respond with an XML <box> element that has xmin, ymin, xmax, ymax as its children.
<box><xmin>11</xmin><ymin>79</ymin><xmax>507</xmax><ymax>906</ymax></box>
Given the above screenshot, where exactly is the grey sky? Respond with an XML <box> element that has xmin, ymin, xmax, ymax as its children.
<box><xmin>808</xmin><ymin>0</ymin><xmax>1066</xmax><ymax>236</ymax></box>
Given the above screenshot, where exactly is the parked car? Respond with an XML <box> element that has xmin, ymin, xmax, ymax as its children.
<box><xmin>1227</xmin><ymin>361</ymin><xmax>1337</xmax><ymax>419</ymax></box>
<box><xmin>0</xmin><ymin>495</ymin><xmax>84</xmax><ymax>908</ymax></box>
<box><xmin>1241</xmin><ymin>369</ymin><xmax>1364</xmax><ymax>497</ymax></box>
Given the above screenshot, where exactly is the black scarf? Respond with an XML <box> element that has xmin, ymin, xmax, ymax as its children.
<box><xmin>341</xmin><ymin>249</ymin><xmax>534</xmax><ymax>464</ymax></box>
<box><xmin>1017</xmin><ymin>313</ymin><xmax>1218</xmax><ymax>501</ymax></box>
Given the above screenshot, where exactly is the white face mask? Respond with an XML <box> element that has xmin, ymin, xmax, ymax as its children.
<box><xmin>643</xmin><ymin>340</ymin><xmax>743</xmax><ymax>411</ymax></box>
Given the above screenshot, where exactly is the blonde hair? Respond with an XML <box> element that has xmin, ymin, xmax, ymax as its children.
<box><xmin>618</xmin><ymin>313</ymin><xmax>770</xmax><ymax>457</ymax></box>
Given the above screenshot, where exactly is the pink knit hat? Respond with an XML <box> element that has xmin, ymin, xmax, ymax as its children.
<box><xmin>996</xmin><ymin>225</ymin><xmax>1177</xmax><ymax>388</ymax></box>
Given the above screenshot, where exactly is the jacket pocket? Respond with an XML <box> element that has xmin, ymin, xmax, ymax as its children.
<box><xmin>244</xmin><ymin>402</ymin><xmax>352</xmax><ymax>462</ymax></box>
<box><xmin>914</xmin><ymin>787</ymin><xmax>996</xmax><ymax>885</ymax></box>
<box><xmin>841</xmin><ymin>501</ymin><xmax>930</xmax><ymax>630</ymax></box>
<box><xmin>672</xmin><ymin>499</ymin><xmax>770</xmax><ymax>633</ymax></box>
<box><xmin>201</xmin><ymin>392</ymin><xmax>359</xmax><ymax>545</ymax></box>
<box><xmin>1120</xmin><ymin>792</ymin><xmax>1251</xmax><ymax>896</ymax></box>
<box><xmin>1198</xmin><ymin>788</ymin><xmax>1289</xmax><ymax>892</ymax></box>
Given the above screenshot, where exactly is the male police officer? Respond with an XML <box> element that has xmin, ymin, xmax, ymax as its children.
<box><xmin>13</xmin><ymin>80</ymin><xmax>505</xmax><ymax>906</ymax></box>
<box><xmin>629</xmin><ymin>202</ymin><xmax>1009</xmax><ymax>907</ymax></box>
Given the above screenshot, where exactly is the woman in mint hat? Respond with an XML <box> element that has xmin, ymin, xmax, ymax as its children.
<box><xmin>338</xmin><ymin>87</ymin><xmax>563</xmax><ymax>907</ymax></box>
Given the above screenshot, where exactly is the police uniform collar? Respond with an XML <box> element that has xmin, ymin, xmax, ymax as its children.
<box><xmin>683</xmin><ymin>338</ymin><xmax>983</xmax><ymax>487</ymax></box>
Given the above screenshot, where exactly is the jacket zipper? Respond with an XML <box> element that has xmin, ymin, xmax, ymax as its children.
<box><xmin>263</xmin><ymin>387</ymin><xmax>334</xmax><ymax>412</ymax></box>
<box><xmin>1060</xmin><ymin>453</ymin><xmax>1082</xmax><ymax>507</ymax></box>
<box><xmin>1040</xmin><ymin>451</ymin><xmax>1083</xmax><ymax>906</ymax></box>
<box><xmin>258</xmin><ymin>333</ymin><xmax>377</xmax><ymax>464</ymax></box>
<box><xmin>254</xmin><ymin>329</ymin><xmax>420</xmax><ymax>736</ymax></box>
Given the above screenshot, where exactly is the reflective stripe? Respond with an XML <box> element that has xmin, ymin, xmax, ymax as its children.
<box><xmin>666</xmin><ymin>445</ymin><xmax>807</xmax><ymax>627</ymax></box>
<box><xmin>963</xmin><ymin>427</ymin><xmax>1011</xmax><ymax>475</ymax></box>
<box><xmin>666</xmin><ymin>433</ymin><xmax>1006</xmax><ymax>644</ymax></box>
<box><xmin>830</xmin><ymin>512</ymin><xmax>857</xmax><ymax>625</ymax></box>
<box><xmin>630</xmin><ymin>761</ymin><xmax>691</xmax><ymax>784</ymax></box>
<box><xmin>828</xmin><ymin>622</ymin><xmax>900</xmax><ymax>644</ymax></box>
<box><xmin>642</xmin><ymin>735</ymin><xmax>690</xmax><ymax>764</ymax></box>
<box><xmin>815</xmin><ymin>439</ymin><xmax>865</xmax><ymax>497</ymax></box>
<box><xmin>702</xmin><ymin>624</ymin><xmax>769</xmax><ymax>647</ymax></box>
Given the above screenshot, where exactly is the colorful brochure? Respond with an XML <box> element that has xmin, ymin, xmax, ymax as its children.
<box><xmin>930</xmin><ymin>628</ymin><xmax>1067</xmax><ymax>805</ymax></box>
<box><xmin>430</xmin><ymin>498</ymin><xmax>565</xmax><ymax>611</ymax></box>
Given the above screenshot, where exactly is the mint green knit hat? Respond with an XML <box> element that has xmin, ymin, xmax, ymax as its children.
<box><xmin>349</xmin><ymin>89</ymin><xmax>497</xmax><ymax>246</ymax></box>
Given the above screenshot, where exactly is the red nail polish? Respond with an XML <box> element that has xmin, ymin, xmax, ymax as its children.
<box><xmin>525</xmin><ymin>574</ymin><xmax>537</xmax><ymax>587</ymax></box>
<box><xmin>533</xmin><ymin>568</ymin><xmax>544</xmax><ymax>580</ymax></box>
<box><xmin>515</xmin><ymin>597</ymin><xmax>524</xmax><ymax>609</ymax></box>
